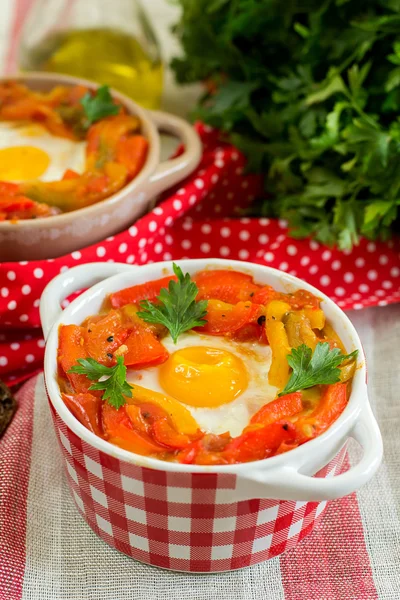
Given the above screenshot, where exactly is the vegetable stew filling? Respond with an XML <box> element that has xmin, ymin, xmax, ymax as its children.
<box><xmin>57</xmin><ymin>265</ymin><xmax>358</xmax><ymax>465</ymax></box>
<box><xmin>0</xmin><ymin>82</ymin><xmax>148</xmax><ymax>220</ymax></box>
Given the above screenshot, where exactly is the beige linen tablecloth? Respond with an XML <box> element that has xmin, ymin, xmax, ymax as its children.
<box><xmin>0</xmin><ymin>2</ymin><xmax>399</xmax><ymax>599</ymax></box>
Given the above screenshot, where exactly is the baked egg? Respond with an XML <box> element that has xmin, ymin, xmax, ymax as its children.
<box><xmin>127</xmin><ymin>332</ymin><xmax>278</xmax><ymax>437</ymax></box>
<box><xmin>0</xmin><ymin>122</ymin><xmax>86</xmax><ymax>182</ymax></box>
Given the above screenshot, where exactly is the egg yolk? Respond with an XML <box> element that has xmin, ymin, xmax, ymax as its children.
<box><xmin>159</xmin><ymin>346</ymin><xmax>248</xmax><ymax>408</ymax></box>
<box><xmin>0</xmin><ymin>146</ymin><xmax>50</xmax><ymax>181</ymax></box>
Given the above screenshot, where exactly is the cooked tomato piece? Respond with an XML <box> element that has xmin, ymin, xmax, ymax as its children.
<box><xmin>0</xmin><ymin>196</ymin><xmax>36</xmax><ymax>213</ymax></box>
<box><xmin>251</xmin><ymin>392</ymin><xmax>303</xmax><ymax>426</ymax></box>
<box><xmin>252</xmin><ymin>285</ymin><xmax>282</xmax><ymax>305</ymax></box>
<box><xmin>102</xmin><ymin>403</ymin><xmax>166</xmax><ymax>454</ymax></box>
<box><xmin>223</xmin><ymin>421</ymin><xmax>296</xmax><ymax>463</ymax></box>
<box><xmin>124</xmin><ymin>325</ymin><xmax>169</xmax><ymax>368</ymax></box>
<box><xmin>201</xmin><ymin>299</ymin><xmax>262</xmax><ymax>335</ymax></box>
<box><xmin>253</xmin><ymin>287</ymin><xmax>320</xmax><ymax>310</ymax></box>
<box><xmin>231</xmin><ymin>322</ymin><xmax>267</xmax><ymax>343</ymax></box>
<box><xmin>275</xmin><ymin>441</ymin><xmax>300</xmax><ymax>455</ymax></box>
<box><xmin>288</xmin><ymin>289</ymin><xmax>320</xmax><ymax>310</ymax></box>
<box><xmin>110</xmin><ymin>275</ymin><xmax>177</xmax><ymax>308</ymax></box>
<box><xmin>84</xmin><ymin>310</ymin><xmax>131</xmax><ymax>366</ymax></box>
<box><xmin>0</xmin><ymin>191</ymin><xmax>54</xmax><ymax>220</ymax></box>
<box><xmin>62</xmin><ymin>392</ymin><xmax>103</xmax><ymax>437</ymax></box>
<box><xmin>0</xmin><ymin>181</ymin><xmax>19</xmax><ymax>195</ymax></box>
<box><xmin>67</xmin><ymin>84</ymin><xmax>89</xmax><ymax>105</ymax></box>
<box><xmin>116</xmin><ymin>135</ymin><xmax>148</xmax><ymax>180</ymax></box>
<box><xmin>194</xmin><ymin>270</ymin><xmax>261</xmax><ymax>304</ymax></box>
<box><xmin>58</xmin><ymin>324</ymin><xmax>92</xmax><ymax>393</ymax></box>
<box><xmin>177</xmin><ymin>434</ymin><xmax>231</xmax><ymax>465</ymax></box>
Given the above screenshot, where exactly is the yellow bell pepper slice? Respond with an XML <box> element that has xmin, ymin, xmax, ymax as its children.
<box><xmin>322</xmin><ymin>322</ymin><xmax>347</xmax><ymax>354</ymax></box>
<box><xmin>265</xmin><ymin>300</ymin><xmax>291</xmax><ymax>389</ymax></box>
<box><xmin>125</xmin><ymin>384</ymin><xmax>200</xmax><ymax>436</ymax></box>
<box><xmin>283</xmin><ymin>311</ymin><xmax>318</xmax><ymax>350</ymax></box>
<box><xmin>301</xmin><ymin>308</ymin><xmax>325</xmax><ymax>330</ymax></box>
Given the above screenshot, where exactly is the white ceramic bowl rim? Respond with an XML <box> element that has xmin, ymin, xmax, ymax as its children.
<box><xmin>0</xmin><ymin>72</ymin><xmax>159</xmax><ymax>229</ymax></box>
<box><xmin>43</xmin><ymin>258</ymin><xmax>369</xmax><ymax>476</ymax></box>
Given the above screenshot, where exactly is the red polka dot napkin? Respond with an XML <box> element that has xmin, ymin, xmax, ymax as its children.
<box><xmin>0</xmin><ymin>123</ymin><xmax>399</xmax><ymax>386</ymax></box>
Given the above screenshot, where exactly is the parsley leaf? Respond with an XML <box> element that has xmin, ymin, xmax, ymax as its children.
<box><xmin>68</xmin><ymin>356</ymin><xmax>132</xmax><ymax>409</ymax></box>
<box><xmin>137</xmin><ymin>263</ymin><xmax>208</xmax><ymax>343</ymax></box>
<box><xmin>279</xmin><ymin>342</ymin><xmax>358</xmax><ymax>396</ymax></box>
<box><xmin>80</xmin><ymin>85</ymin><xmax>119</xmax><ymax>127</ymax></box>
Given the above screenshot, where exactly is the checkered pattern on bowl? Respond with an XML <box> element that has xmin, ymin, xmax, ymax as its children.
<box><xmin>50</xmin><ymin>399</ymin><xmax>347</xmax><ymax>573</ymax></box>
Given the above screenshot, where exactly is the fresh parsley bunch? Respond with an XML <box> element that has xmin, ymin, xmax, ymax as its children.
<box><xmin>172</xmin><ymin>0</ymin><xmax>400</xmax><ymax>248</ymax></box>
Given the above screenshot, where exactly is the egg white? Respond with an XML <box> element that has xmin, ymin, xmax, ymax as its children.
<box><xmin>0</xmin><ymin>121</ymin><xmax>86</xmax><ymax>182</ymax></box>
<box><xmin>127</xmin><ymin>332</ymin><xmax>278</xmax><ymax>437</ymax></box>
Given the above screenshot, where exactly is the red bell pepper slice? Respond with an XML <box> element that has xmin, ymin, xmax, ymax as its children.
<box><xmin>252</xmin><ymin>286</ymin><xmax>320</xmax><ymax>310</ymax></box>
<box><xmin>0</xmin><ymin>195</ymin><xmax>36</xmax><ymax>212</ymax></box>
<box><xmin>223</xmin><ymin>421</ymin><xmax>297</xmax><ymax>463</ymax></box>
<box><xmin>116</xmin><ymin>135</ymin><xmax>149</xmax><ymax>180</ymax></box>
<box><xmin>58</xmin><ymin>324</ymin><xmax>92</xmax><ymax>393</ymax></box>
<box><xmin>295</xmin><ymin>383</ymin><xmax>348</xmax><ymax>442</ymax></box>
<box><xmin>123</xmin><ymin>324</ymin><xmax>169</xmax><ymax>369</ymax></box>
<box><xmin>250</xmin><ymin>392</ymin><xmax>303</xmax><ymax>426</ymax></box>
<box><xmin>177</xmin><ymin>433</ymin><xmax>231</xmax><ymax>465</ymax></box>
<box><xmin>194</xmin><ymin>270</ymin><xmax>262</xmax><ymax>304</ymax></box>
<box><xmin>0</xmin><ymin>181</ymin><xmax>19</xmax><ymax>195</ymax></box>
<box><xmin>62</xmin><ymin>392</ymin><xmax>103</xmax><ymax>437</ymax></box>
<box><xmin>102</xmin><ymin>403</ymin><xmax>167</xmax><ymax>454</ymax></box>
<box><xmin>127</xmin><ymin>402</ymin><xmax>198</xmax><ymax>450</ymax></box>
<box><xmin>84</xmin><ymin>310</ymin><xmax>131</xmax><ymax>366</ymax></box>
<box><xmin>201</xmin><ymin>300</ymin><xmax>262</xmax><ymax>335</ymax></box>
<box><xmin>151</xmin><ymin>419</ymin><xmax>193</xmax><ymax>450</ymax></box>
<box><xmin>110</xmin><ymin>275</ymin><xmax>177</xmax><ymax>308</ymax></box>
<box><xmin>275</xmin><ymin>441</ymin><xmax>300</xmax><ymax>455</ymax></box>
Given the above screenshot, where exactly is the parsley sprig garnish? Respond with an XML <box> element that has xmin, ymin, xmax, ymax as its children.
<box><xmin>68</xmin><ymin>356</ymin><xmax>132</xmax><ymax>409</ymax></box>
<box><xmin>80</xmin><ymin>85</ymin><xmax>119</xmax><ymax>128</ymax></box>
<box><xmin>137</xmin><ymin>263</ymin><xmax>208</xmax><ymax>343</ymax></box>
<box><xmin>279</xmin><ymin>342</ymin><xmax>358</xmax><ymax>396</ymax></box>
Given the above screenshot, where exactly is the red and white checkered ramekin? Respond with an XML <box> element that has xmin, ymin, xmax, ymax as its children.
<box><xmin>41</xmin><ymin>259</ymin><xmax>383</xmax><ymax>572</ymax></box>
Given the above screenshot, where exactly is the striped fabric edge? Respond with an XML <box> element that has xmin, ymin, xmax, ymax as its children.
<box><xmin>279</xmin><ymin>455</ymin><xmax>379</xmax><ymax>600</ymax></box>
<box><xmin>0</xmin><ymin>376</ymin><xmax>37</xmax><ymax>600</ymax></box>
<box><xmin>4</xmin><ymin>0</ymin><xmax>36</xmax><ymax>75</ymax></box>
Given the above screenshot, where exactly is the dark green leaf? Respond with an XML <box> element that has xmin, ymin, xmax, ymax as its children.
<box><xmin>137</xmin><ymin>263</ymin><xmax>208</xmax><ymax>343</ymax></box>
<box><xmin>68</xmin><ymin>356</ymin><xmax>132</xmax><ymax>409</ymax></box>
<box><xmin>279</xmin><ymin>343</ymin><xmax>358</xmax><ymax>395</ymax></box>
<box><xmin>81</xmin><ymin>85</ymin><xmax>119</xmax><ymax>127</ymax></box>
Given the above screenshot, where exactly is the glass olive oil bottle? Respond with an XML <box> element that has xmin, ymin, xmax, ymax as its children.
<box><xmin>19</xmin><ymin>0</ymin><xmax>163</xmax><ymax>110</ymax></box>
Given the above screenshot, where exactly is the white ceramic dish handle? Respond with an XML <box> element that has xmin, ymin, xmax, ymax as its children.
<box><xmin>235</xmin><ymin>403</ymin><xmax>383</xmax><ymax>501</ymax></box>
<box><xmin>147</xmin><ymin>110</ymin><xmax>202</xmax><ymax>196</ymax></box>
<box><xmin>40</xmin><ymin>263</ymin><xmax>138</xmax><ymax>340</ymax></box>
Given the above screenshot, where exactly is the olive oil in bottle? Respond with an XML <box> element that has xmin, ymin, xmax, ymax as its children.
<box><xmin>18</xmin><ymin>1</ymin><xmax>163</xmax><ymax>110</ymax></box>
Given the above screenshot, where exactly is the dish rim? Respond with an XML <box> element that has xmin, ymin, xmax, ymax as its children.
<box><xmin>43</xmin><ymin>258</ymin><xmax>367</xmax><ymax>474</ymax></box>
